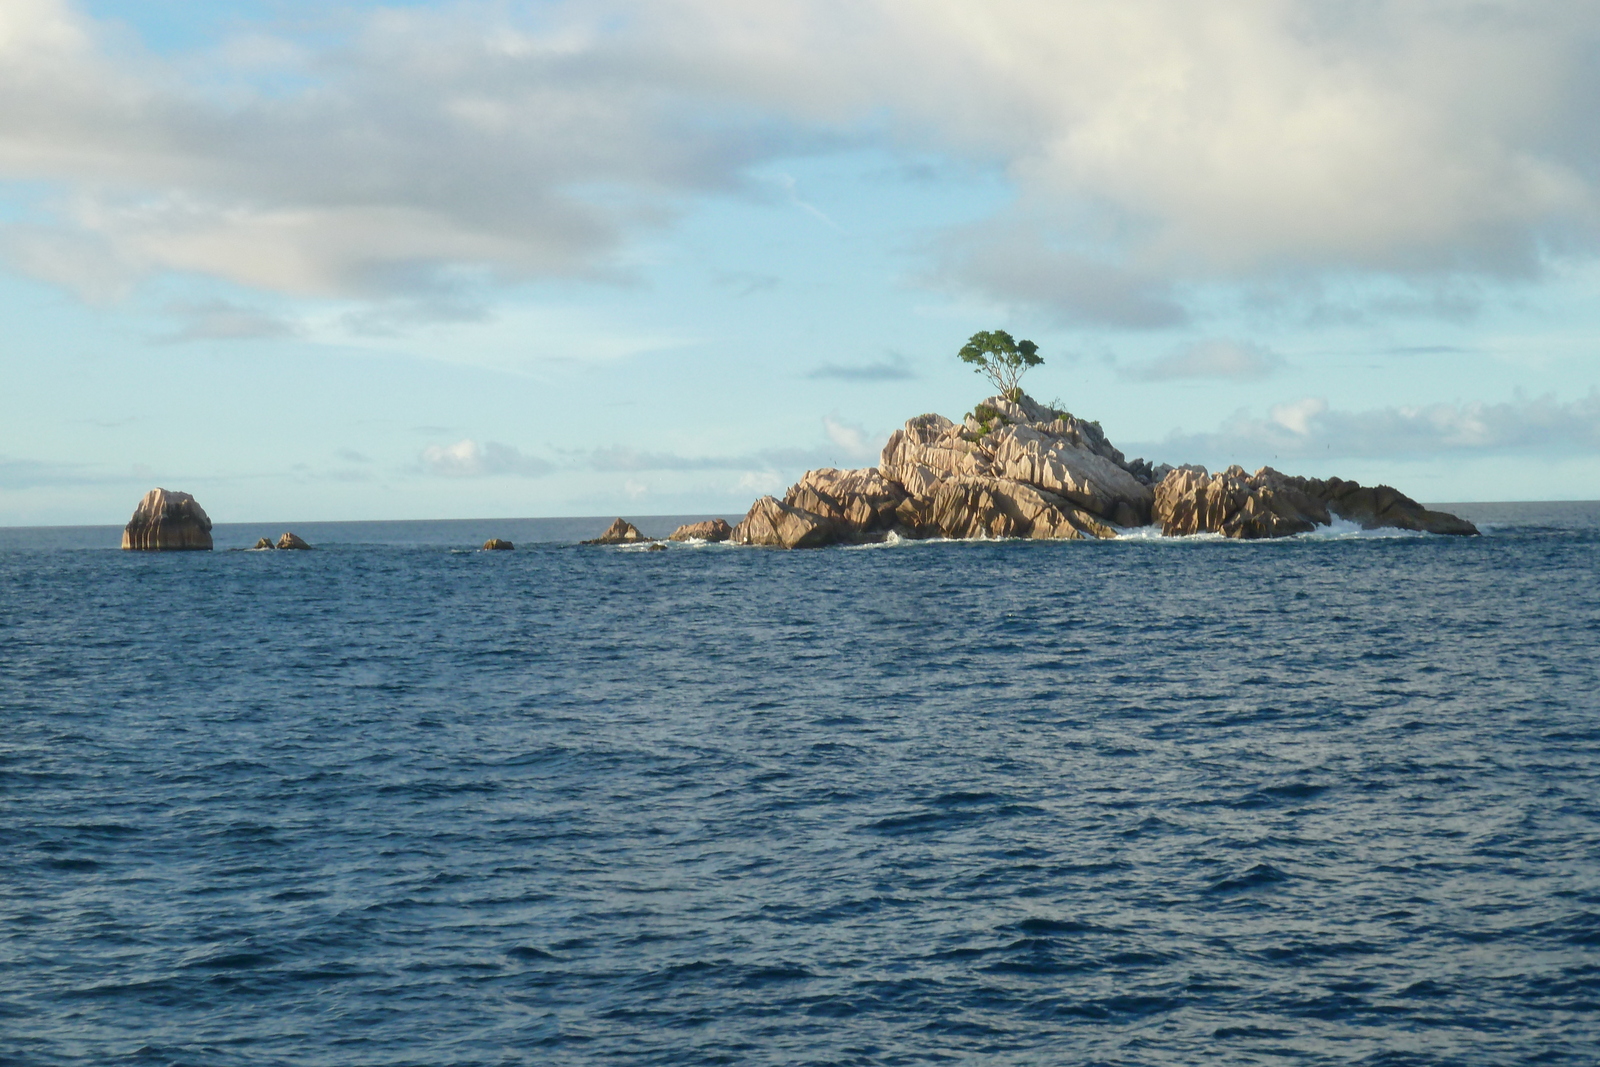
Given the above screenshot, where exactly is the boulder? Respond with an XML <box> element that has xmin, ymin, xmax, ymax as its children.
<box><xmin>783</xmin><ymin>467</ymin><xmax>908</xmax><ymax>542</ymax></box>
<box><xmin>668</xmin><ymin>518</ymin><xmax>734</xmax><ymax>542</ymax></box>
<box><xmin>730</xmin><ymin>496</ymin><xmax>837</xmax><ymax>548</ymax></box>
<box><xmin>276</xmin><ymin>532</ymin><xmax>312</xmax><ymax>550</ymax></box>
<box><xmin>482</xmin><ymin>539</ymin><xmax>514</xmax><ymax>550</ymax></box>
<box><xmin>121</xmin><ymin>488</ymin><xmax>212</xmax><ymax>551</ymax></box>
<box><xmin>252</xmin><ymin>537</ymin><xmax>275</xmax><ymax>550</ymax></box>
<box><xmin>644</xmin><ymin>542</ymin><xmax>667</xmax><ymax>552</ymax></box>
<box><xmin>582</xmin><ymin>518</ymin><xmax>651</xmax><ymax>544</ymax></box>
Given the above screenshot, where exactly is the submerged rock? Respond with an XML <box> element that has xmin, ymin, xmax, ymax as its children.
<box><xmin>276</xmin><ymin>532</ymin><xmax>312</xmax><ymax>550</ymax></box>
<box><xmin>121</xmin><ymin>488</ymin><xmax>212</xmax><ymax>551</ymax></box>
<box><xmin>582</xmin><ymin>518</ymin><xmax>651</xmax><ymax>545</ymax></box>
<box><xmin>643</xmin><ymin>542</ymin><xmax>667</xmax><ymax>552</ymax></box>
<box><xmin>668</xmin><ymin>518</ymin><xmax>733</xmax><ymax>542</ymax></box>
<box><xmin>482</xmin><ymin>539</ymin><xmax>514</xmax><ymax>550</ymax></box>
<box><xmin>726</xmin><ymin>389</ymin><xmax>1476</xmax><ymax>547</ymax></box>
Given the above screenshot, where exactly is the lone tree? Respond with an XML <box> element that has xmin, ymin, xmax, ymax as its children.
<box><xmin>958</xmin><ymin>329</ymin><xmax>1042</xmax><ymax>398</ymax></box>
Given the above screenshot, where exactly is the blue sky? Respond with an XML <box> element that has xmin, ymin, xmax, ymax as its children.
<box><xmin>4</xmin><ymin>0</ymin><xmax>1600</xmax><ymax>525</ymax></box>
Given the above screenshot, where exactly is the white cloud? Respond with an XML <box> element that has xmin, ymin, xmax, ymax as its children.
<box><xmin>822</xmin><ymin>415</ymin><xmax>880</xmax><ymax>460</ymax></box>
<box><xmin>1124</xmin><ymin>338</ymin><xmax>1285</xmax><ymax>381</ymax></box>
<box><xmin>420</xmin><ymin>438</ymin><xmax>551</xmax><ymax>477</ymax></box>
<box><xmin>1148</xmin><ymin>390</ymin><xmax>1600</xmax><ymax>462</ymax></box>
<box><xmin>736</xmin><ymin>470</ymin><xmax>785</xmax><ymax>495</ymax></box>
<box><xmin>5</xmin><ymin>0</ymin><xmax>1600</xmax><ymax>316</ymax></box>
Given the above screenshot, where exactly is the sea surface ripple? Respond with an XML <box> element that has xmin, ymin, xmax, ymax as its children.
<box><xmin>3</xmin><ymin>505</ymin><xmax>1599</xmax><ymax>1065</ymax></box>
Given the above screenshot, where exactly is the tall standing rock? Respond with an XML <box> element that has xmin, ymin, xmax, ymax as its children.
<box><xmin>121</xmin><ymin>488</ymin><xmax>213</xmax><ymax>551</ymax></box>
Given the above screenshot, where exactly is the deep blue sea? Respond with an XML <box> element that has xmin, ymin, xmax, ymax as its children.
<box><xmin>4</xmin><ymin>504</ymin><xmax>1600</xmax><ymax>1066</ymax></box>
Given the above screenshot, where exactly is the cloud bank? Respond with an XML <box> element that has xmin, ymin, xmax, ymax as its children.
<box><xmin>1151</xmin><ymin>391</ymin><xmax>1600</xmax><ymax>463</ymax></box>
<box><xmin>420</xmin><ymin>439</ymin><xmax>552</xmax><ymax>477</ymax></box>
<box><xmin>2</xmin><ymin>0</ymin><xmax>1599</xmax><ymax>320</ymax></box>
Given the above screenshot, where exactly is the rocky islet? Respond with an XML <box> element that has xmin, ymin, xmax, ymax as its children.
<box><xmin>121</xmin><ymin>488</ymin><xmax>213</xmax><ymax>551</ymax></box>
<box><xmin>706</xmin><ymin>391</ymin><xmax>1476</xmax><ymax>548</ymax></box>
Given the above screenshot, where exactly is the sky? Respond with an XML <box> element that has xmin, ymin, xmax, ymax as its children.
<box><xmin>4</xmin><ymin>0</ymin><xmax>1600</xmax><ymax>525</ymax></box>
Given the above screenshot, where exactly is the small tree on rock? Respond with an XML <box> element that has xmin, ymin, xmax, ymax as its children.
<box><xmin>958</xmin><ymin>330</ymin><xmax>1042</xmax><ymax>398</ymax></box>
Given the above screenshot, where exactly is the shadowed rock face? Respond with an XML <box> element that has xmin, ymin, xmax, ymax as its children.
<box><xmin>121</xmin><ymin>488</ymin><xmax>212</xmax><ymax>551</ymax></box>
<box><xmin>668</xmin><ymin>519</ymin><xmax>733</xmax><ymax>542</ymax></box>
<box><xmin>276</xmin><ymin>532</ymin><xmax>312</xmax><ymax>550</ymax></box>
<box><xmin>727</xmin><ymin>390</ymin><xmax>1476</xmax><ymax>547</ymax></box>
<box><xmin>583</xmin><ymin>518</ymin><xmax>651</xmax><ymax>544</ymax></box>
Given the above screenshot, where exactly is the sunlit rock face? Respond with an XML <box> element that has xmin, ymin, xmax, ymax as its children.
<box><xmin>1153</xmin><ymin>466</ymin><xmax>1478</xmax><ymax>539</ymax></box>
<box><xmin>121</xmin><ymin>489</ymin><xmax>212</xmax><ymax>551</ymax></box>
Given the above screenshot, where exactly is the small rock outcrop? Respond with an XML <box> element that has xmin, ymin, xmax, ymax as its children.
<box><xmin>668</xmin><ymin>518</ymin><xmax>734</xmax><ymax>542</ymax></box>
<box><xmin>252</xmin><ymin>537</ymin><xmax>275</xmax><ymax>550</ymax></box>
<box><xmin>726</xmin><ymin>390</ymin><xmax>1476</xmax><ymax>547</ymax></box>
<box><xmin>582</xmin><ymin>518</ymin><xmax>651</xmax><ymax>544</ymax></box>
<box><xmin>482</xmin><ymin>539</ymin><xmax>514</xmax><ymax>550</ymax></box>
<box><xmin>121</xmin><ymin>488</ymin><xmax>212</xmax><ymax>551</ymax></box>
<box><xmin>276</xmin><ymin>532</ymin><xmax>312</xmax><ymax>550</ymax></box>
<box><xmin>644</xmin><ymin>542</ymin><xmax>667</xmax><ymax>552</ymax></box>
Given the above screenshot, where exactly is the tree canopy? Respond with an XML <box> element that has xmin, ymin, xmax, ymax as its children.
<box><xmin>957</xmin><ymin>329</ymin><xmax>1042</xmax><ymax>397</ymax></box>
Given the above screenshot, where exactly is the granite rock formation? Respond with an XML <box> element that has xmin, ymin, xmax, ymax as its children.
<box><xmin>276</xmin><ymin>532</ymin><xmax>312</xmax><ymax>550</ymax></box>
<box><xmin>726</xmin><ymin>391</ymin><xmax>1476</xmax><ymax>547</ymax></box>
<box><xmin>252</xmin><ymin>538</ymin><xmax>275</xmax><ymax>550</ymax></box>
<box><xmin>121</xmin><ymin>488</ymin><xmax>213</xmax><ymax>551</ymax></box>
<box><xmin>668</xmin><ymin>518</ymin><xmax>733</xmax><ymax>542</ymax></box>
<box><xmin>482</xmin><ymin>539</ymin><xmax>514</xmax><ymax>550</ymax></box>
<box><xmin>583</xmin><ymin>518</ymin><xmax>651</xmax><ymax>544</ymax></box>
<box><xmin>1154</xmin><ymin>465</ymin><xmax>1477</xmax><ymax>539</ymax></box>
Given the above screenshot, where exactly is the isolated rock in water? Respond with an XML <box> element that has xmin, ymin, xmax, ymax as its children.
<box><xmin>730</xmin><ymin>496</ymin><xmax>837</xmax><ymax>548</ymax></box>
<box><xmin>252</xmin><ymin>537</ymin><xmax>275</xmax><ymax>550</ymax></box>
<box><xmin>668</xmin><ymin>518</ymin><xmax>733</xmax><ymax>542</ymax></box>
<box><xmin>276</xmin><ymin>532</ymin><xmax>312</xmax><ymax>550</ymax></box>
<box><xmin>482</xmin><ymin>538</ymin><xmax>514</xmax><ymax>550</ymax></box>
<box><xmin>644</xmin><ymin>542</ymin><xmax>667</xmax><ymax>552</ymax></box>
<box><xmin>121</xmin><ymin>488</ymin><xmax>213</xmax><ymax>551</ymax></box>
<box><xmin>583</xmin><ymin>518</ymin><xmax>650</xmax><ymax>544</ymax></box>
<box><xmin>729</xmin><ymin>389</ymin><xmax>1475</xmax><ymax>546</ymax></box>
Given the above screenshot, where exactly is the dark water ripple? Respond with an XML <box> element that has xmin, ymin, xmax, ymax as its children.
<box><xmin>3</xmin><ymin>510</ymin><xmax>1600</xmax><ymax>1064</ymax></box>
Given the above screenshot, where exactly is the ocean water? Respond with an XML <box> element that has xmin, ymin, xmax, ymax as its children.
<box><xmin>3</xmin><ymin>504</ymin><xmax>1599</xmax><ymax>1066</ymax></box>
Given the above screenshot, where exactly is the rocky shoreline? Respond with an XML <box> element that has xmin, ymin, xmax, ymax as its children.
<box><xmin>600</xmin><ymin>391</ymin><xmax>1476</xmax><ymax>549</ymax></box>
